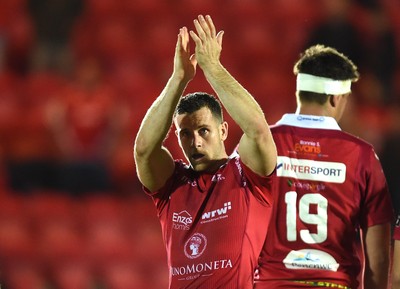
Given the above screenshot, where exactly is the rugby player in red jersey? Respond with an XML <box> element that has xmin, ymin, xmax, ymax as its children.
<box><xmin>255</xmin><ymin>45</ymin><xmax>393</xmax><ymax>289</ymax></box>
<box><xmin>134</xmin><ymin>15</ymin><xmax>277</xmax><ymax>289</ymax></box>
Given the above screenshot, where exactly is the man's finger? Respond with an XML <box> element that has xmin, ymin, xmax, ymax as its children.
<box><xmin>189</xmin><ymin>30</ymin><xmax>202</xmax><ymax>48</ymax></box>
<box><xmin>176</xmin><ymin>28</ymin><xmax>183</xmax><ymax>52</ymax></box>
<box><xmin>181</xmin><ymin>27</ymin><xmax>190</xmax><ymax>51</ymax></box>
<box><xmin>193</xmin><ymin>18</ymin><xmax>206</xmax><ymax>40</ymax></box>
<box><xmin>197</xmin><ymin>15</ymin><xmax>211</xmax><ymax>37</ymax></box>
<box><xmin>216</xmin><ymin>30</ymin><xmax>224</xmax><ymax>47</ymax></box>
<box><xmin>190</xmin><ymin>54</ymin><xmax>197</xmax><ymax>67</ymax></box>
<box><xmin>205</xmin><ymin>15</ymin><xmax>216</xmax><ymax>38</ymax></box>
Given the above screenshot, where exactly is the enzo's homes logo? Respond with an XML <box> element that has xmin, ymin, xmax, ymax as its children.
<box><xmin>277</xmin><ymin>156</ymin><xmax>346</xmax><ymax>183</ymax></box>
<box><xmin>172</xmin><ymin>210</ymin><xmax>193</xmax><ymax>230</ymax></box>
<box><xmin>201</xmin><ymin>202</ymin><xmax>232</xmax><ymax>224</ymax></box>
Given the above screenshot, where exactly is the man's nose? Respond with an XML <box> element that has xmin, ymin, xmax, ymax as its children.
<box><xmin>191</xmin><ymin>134</ymin><xmax>202</xmax><ymax>147</ymax></box>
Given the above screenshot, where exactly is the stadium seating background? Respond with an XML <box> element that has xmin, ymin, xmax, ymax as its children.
<box><xmin>0</xmin><ymin>0</ymin><xmax>399</xmax><ymax>288</ymax></box>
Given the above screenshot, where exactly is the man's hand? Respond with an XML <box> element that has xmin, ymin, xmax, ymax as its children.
<box><xmin>189</xmin><ymin>15</ymin><xmax>224</xmax><ymax>71</ymax></box>
<box><xmin>173</xmin><ymin>27</ymin><xmax>196</xmax><ymax>83</ymax></box>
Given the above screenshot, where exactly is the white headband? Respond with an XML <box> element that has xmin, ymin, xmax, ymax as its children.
<box><xmin>296</xmin><ymin>73</ymin><xmax>352</xmax><ymax>95</ymax></box>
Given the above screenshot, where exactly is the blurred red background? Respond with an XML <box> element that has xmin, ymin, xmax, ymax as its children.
<box><xmin>0</xmin><ymin>0</ymin><xmax>399</xmax><ymax>288</ymax></box>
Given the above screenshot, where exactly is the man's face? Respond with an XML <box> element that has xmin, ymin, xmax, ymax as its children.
<box><xmin>175</xmin><ymin>107</ymin><xmax>228</xmax><ymax>172</ymax></box>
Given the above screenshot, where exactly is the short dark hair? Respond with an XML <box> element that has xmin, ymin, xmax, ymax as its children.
<box><xmin>294</xmin><ymin>45</ymin><xmax>360</xmax><ymax>103</ymax></box>
<box><xmin>175</xmin><ymin>92</ymin><xmax>223</xmax><ymax>122</ymax></box>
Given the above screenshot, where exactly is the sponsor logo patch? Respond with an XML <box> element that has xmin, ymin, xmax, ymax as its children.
<box><xmin>201</xmin><ymin>202</ymin><xmax>232</xmax><ymax>224</ymax></box>
<box><xmin>171</xmin><ymin>259</ymin><xmax>233</xmax><ymax>280</ymax></box>
<box><xmin>287</xmin><ymin>180</ymin><xmax>326</xmax><ymax>192</ymax></box>
<box><xmin>172</xmin><ymin>210</ymin><xmax>193</xmax><ymax>230</ymax></box>
<box><xmin>184</xmin><ymin>233</ymin><xmax>207</xmax><ymax>259</ymax></box>
<box><xmin>277</xmin><ymin>156</ymin><xmax>346</xmax><ymax>183</ymax></box>
<box><xmin>295</xmin><ymin>140</ymin><xmax>321</xmax><ymax>155</ymax></box>
<box><xmin>283</xmin><ymin>249</ymin><xmax>339</xmax><ymax>271</ymax></box>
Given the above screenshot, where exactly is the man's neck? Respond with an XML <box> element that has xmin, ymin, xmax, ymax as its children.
<box><xmin>196</xmin><ymin>157</ymin><xmax>229</xmax><ymax>174</ymax></box>
<box><xmin>296</xmin><ymin>104</ymin><xmax>335</xmax><ymax>119</ymax></box>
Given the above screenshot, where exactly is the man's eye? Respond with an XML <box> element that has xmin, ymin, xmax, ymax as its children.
<box><xmin>199</xmin><ymin>128</ymin><xmax>208</xmax><ymax>135</ymax></box>
<box><xmin>180</xmin><ymin>131</ymin><xmax>192</xmax><ymax>138</ymax></box>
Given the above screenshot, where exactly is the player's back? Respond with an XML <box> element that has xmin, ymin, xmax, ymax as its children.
<box><xmin>255</xmin><ymin>114</ymin><xmax>392</xmax><ymax>289</ymax></box>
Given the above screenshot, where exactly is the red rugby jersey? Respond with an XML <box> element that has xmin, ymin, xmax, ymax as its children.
<box><xmin>255</xmin><ymin>114</ymin><xmax>393</xmax><ymax>289</ymax></box>
<box><xmin>146</xmin><ymin>154</ymin><xmax>273</xmax><ymax>289</ymax></box>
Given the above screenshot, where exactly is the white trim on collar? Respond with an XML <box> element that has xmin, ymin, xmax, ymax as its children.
<box><xmin>275</xmin><ymin>114</ymin><xmax>341</xmax><ymax>130</ymax></box>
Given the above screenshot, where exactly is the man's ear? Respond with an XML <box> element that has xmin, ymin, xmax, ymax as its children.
<box><xmin>220</xmin><ymin>121</ymin><xmax>228</xmax><ymax>141</ymax></box>
<box><xmin>330</xmin><ymin>94</ymin><xmax>340</xmax><ymax>108</ymax></box>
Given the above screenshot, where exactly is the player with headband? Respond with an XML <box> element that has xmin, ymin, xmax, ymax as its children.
<box><xmin>254</xmin><ymin>44</ymin><xmax>393</xmax><ymax>289</ymax></box>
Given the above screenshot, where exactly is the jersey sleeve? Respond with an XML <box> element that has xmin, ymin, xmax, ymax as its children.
<box><xmin>239</xmin><ymin>158</ymin><xmax>274</xmax><ymax>206</ymax></box>
<box><xmin>360</xmin><ymin>148</ymin><xmax>394</xmax><ymax>228</ymax></box>
<box><xmin>142</xmin><ymin>160</ymin><xmax>185</xmax><ymax>214</ymax></box>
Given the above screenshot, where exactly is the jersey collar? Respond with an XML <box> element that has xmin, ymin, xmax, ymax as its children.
<box><xmin>275</xmin><ymin>113</ymin><xmax>341</xmax><ymax>130</ymax></box>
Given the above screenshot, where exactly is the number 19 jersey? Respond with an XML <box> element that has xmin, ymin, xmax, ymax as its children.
<box><xmin>255</xmin><ymin>114</ymin><xmax>393</xmax><ymax>289</ymax></box>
